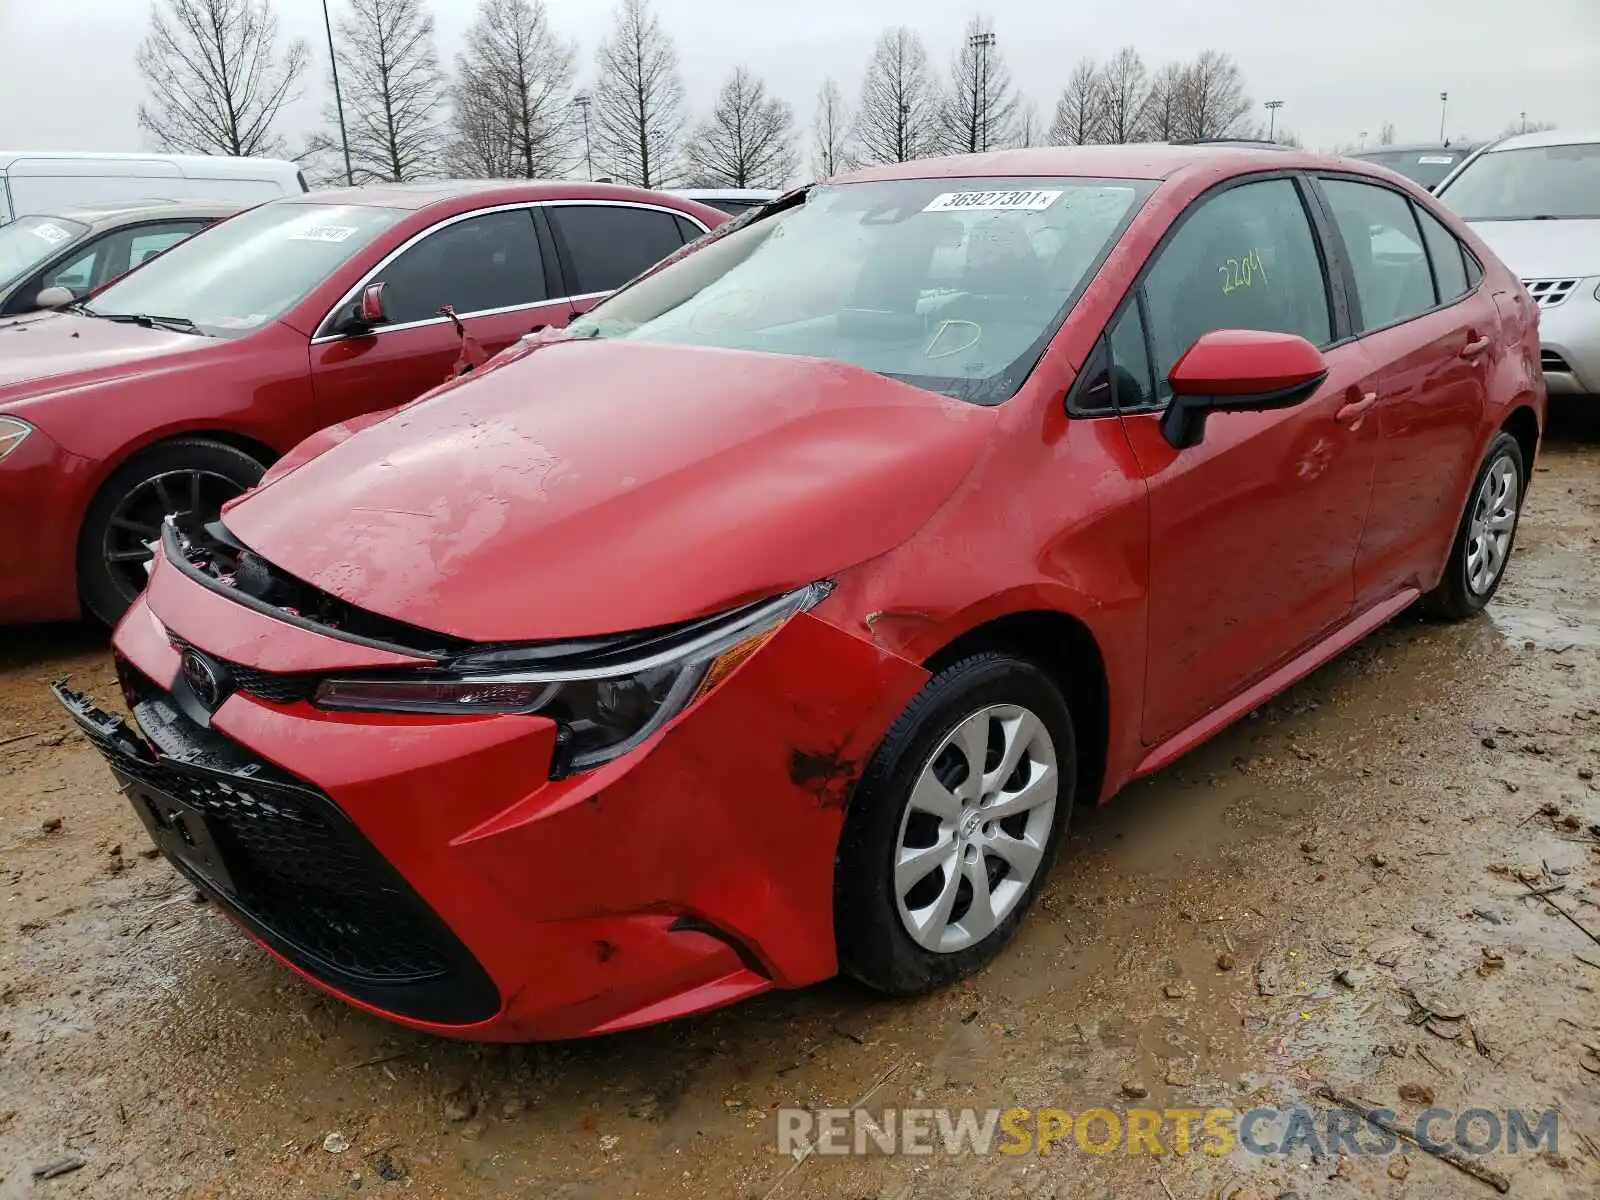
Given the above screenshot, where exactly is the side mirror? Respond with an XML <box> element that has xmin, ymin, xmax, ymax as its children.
<box><xmin>33</xmin><ymin>285</ymin><xmax>74</xmax><ymax>310</ymax></box>
<box><xmin>334</xmin><ymin>281</ymin><xmax>390</xmax><ymax>336</ymax></box>
<box><xmin>1160</xmin><ymin>329</ymin><xmax>1328</xmax><ymax>450</ymax></box>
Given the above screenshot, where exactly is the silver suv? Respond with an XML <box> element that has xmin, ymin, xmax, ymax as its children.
<box><xmin>1436</xmin><ymin>130</ymin><xmax>1600</xmax><ymax>397</ymax></box>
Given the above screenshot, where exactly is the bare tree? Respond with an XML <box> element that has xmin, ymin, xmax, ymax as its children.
<box><xmin>1170</xmin><ymin>50</ymin><xmax>1251</xmax><ymax>141</ymax></box>
<box><xmin>591</xmin><ymin>0</ymin><xmax>685</xmax><ymax>188</ymax></box>
<box><xmin>136</xmin><ymin>0</ymin><xmax>308</xmax><ymax>156</ymax></box>
<box><xmin>1098</xmin><ymin>47</ymin><xmax>1149</xmax><ymax>144</ymax></box>
<box><xmin>811</xmin><ymin>78</ymin><xmax>855</xmax><ymax>177</ymax></box>
<box><xmin>1500</xmin><ymin>115</ymin><xmax>1557</xmax><ymax>137</ymax></box>
<box><xmin>1049</xmin><ymin>58</ymin><xmax>1105</xmax><ymax>146</ymax></box>
<box><xmin>448</xmin><ymin>0</ymin><xmax>576</xmax><ymax>178</ymax></box>
<box><xmin>1010</xmin><ymin>98</ymin><xmax>1041</xmax><ymax>148</ymax></box>
<box><xmin>856</xmin><ymin>26</ymin><xmax>942</xmax><ymax>165</ymax></box>
<box><xmin>1379</xmin><ymin>120</ymin><xmax>1396</xmax><ymax>146</ymax></box>
<box><xmin>1143</xmin><ymin>61</ymin><xmax>1186</xmax><ymax>141</ymax></box>
<box><xmin>328</xmin><ymin>0</ymin><xmax>447</xmax><ymax>182</ymax></box>
<box><xmin>940</xmin><ymin>15</ymin><xmax>1017</xmax><ymax>154</ymax></box>
<box><xmin>686</xmin><ymin>67</ymin><xmax>797</xmax><ymax>188</ymax></box>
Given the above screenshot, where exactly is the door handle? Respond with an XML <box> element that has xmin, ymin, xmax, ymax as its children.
<box><xmin>1460</xmin><ymin>336</ymin><xmax>1491</xmax><ymax>358</ymax></box>
<box><xmin>1335</xmin><ymin>391</ymin><xmax>1378</xmax><ymax>426</ymax></box>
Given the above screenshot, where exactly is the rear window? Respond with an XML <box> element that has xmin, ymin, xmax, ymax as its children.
<box><xmin>1351</xmin><ymin>149</ymin><xmax>1462</xmax><ymax>190</ymax></box>
<box><xmin>0</xmin><ymin>215</ymin><xmax>88</xmax><ymax>288</ymax></box>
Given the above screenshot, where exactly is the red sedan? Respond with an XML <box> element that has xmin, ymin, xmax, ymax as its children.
<box><xmin>62</xmin><ymin>146</ymin><xmax>1542</xmax><ymax>1040</ymax></box>
<box><xmin>0</xmin><ymin>181</ymin><xmax>723</xmax><ymax>625</ymax></box>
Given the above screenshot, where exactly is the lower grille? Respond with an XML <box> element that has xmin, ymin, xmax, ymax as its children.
<box><xmin>82</xmin><ymin>678</ymin><xmax>498</xmax><ymax>1025</ymax></box>
<box><xmin>1523</xmin><ymin>278</ymin><xmax>1580</xmax><ymax>309</ymax></box>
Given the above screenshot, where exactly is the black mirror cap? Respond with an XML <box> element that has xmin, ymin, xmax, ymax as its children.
<box><xmin>1159</xmin><ymin>371</ymin><xmax>1327</xmax><ymax>450</ymax></box>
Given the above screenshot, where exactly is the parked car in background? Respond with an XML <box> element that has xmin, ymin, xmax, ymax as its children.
<box><xmin>0</xmin><ymin>179</ymin><xmax>723</xmax><ymax>626</ymax></box>
<box><xmin>1435</xmin><ymin>129</ymin><xmax>1600</xmax><ymax>397</ymax></box>
<box><xmin>1346</xmin><ymin>142</ymin><xmax>1480</xmax><ymax>191</ymax></box>
<box><xmin>0</xmin><ymin>152</ymin><xmax>305</xmax><ymax>222</ymax></box>
<box><xmin>668</xmin><ymin>188</ymin><xmax>782</xmax><ymax>216</ymax></box>
<box><xmin>0</xmin><ymin>200</ymin><xmax>243</xmax><ymax>316</ymax></box>
<box><xmin>63</xmin><ymin>145</ymin><xmax>1542</xmax><ymax>1041</ymax></box>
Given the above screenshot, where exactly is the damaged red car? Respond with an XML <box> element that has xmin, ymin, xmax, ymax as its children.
<box><xmin>60</xmin><ymin>146</ymin><xmax>1543</xmax><ymax>1040</ymax></box>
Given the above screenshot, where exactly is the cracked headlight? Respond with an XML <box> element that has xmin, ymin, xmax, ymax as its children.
<box><xmin>0</xmin><ymin>417</ymin><xmax>33</xmax><ymax>463</ymax></box>
<box><xmin>314</xmin><ymin>582</ymin><xmax>830</xmax><ymax>774</ymax></box>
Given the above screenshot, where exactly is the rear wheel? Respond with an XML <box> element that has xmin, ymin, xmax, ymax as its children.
<box><xmin>835</xmin><ymin>653</ymin><xmax>1075</xmax><ymax>995</ymax></box>
<box><xmin>1423</xmin><ymin>431</ymin><xmax>1524</xmax><ymax>621</ymax></box>
<box><xmin>78</xmin><ymin>439</ymin><xmax>266</xmax><ymax>625</ymax></box>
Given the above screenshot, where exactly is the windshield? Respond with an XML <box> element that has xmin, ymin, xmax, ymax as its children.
<box><xmin>0</xmin><ymin>216</ymin><xmax>88</xmax><ymax>288</ymax></box>
<box><xmin>1437</xmin><ymin>143</ymin><xmax>1600</xmax><ymax>220</ymax></box>
<box><xmin>567</xmin><ymin>176</ymin><xmax>1153</xmax><ymax>404</ymax></box>
<box><xmin>1351</xmin><ymin>149</ymin><xmax>1462</xmax><ymax>190</ymax></box>
<box><xmin>85</xmin><ymin>202</ymin><xmax>407</xmax><ymax>337</ymax></box>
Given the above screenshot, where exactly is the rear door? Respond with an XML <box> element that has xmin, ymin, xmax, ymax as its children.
<box><xmin>544</xmin><ymin>202</ymin><xmax>700</xmax><ymax>315</ymax></box>
<box><xmin>1312</xmin><ymin>176</ymin><xmax>1497</xmax><ymax>607</ymax></box>
<box><xmin>310</xmin><ymin>205</ymin><xmax>574</xmax><ymax>427</ymax></box>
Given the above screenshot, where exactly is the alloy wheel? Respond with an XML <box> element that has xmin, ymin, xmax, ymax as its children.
<box><xmin>102</xmin><ymin>468</ymin><xmax>245</xmax><ymax>605</ymax></box>
<box><xmin>893</xmin><ymin>703</ymin><xmax>1059</xmax><ymax>953</ymax></box>
<box><xmin>1465</xmin><ymin>453</ymin><xmax>1519</xmax><ymax>596</ymax></box>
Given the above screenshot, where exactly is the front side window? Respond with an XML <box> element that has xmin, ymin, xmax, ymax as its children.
<box><xmin>1143</xmin><ymin>178</ymin><xmax>1331</xmax><ymax>399</ymax></box>
<box><xmin>86</xmin><ymin>202</ymin><xmax>406</xmax><ymax>338</ymax></box>
<box><xmin>1321</xmin><ymin>179</ymin><xmax>1436</xmax><ymax>330</ymax></box>
<box><xmin>125</xmin><ymin>222</ymin><xmax>206</xmax><ymax>267</ymax></box>
<box><xmin>1437</xmin><ymin>143</ymin><xmax>1600</xmax><ymax>220</ymax></box>
<box><xmin>566</xmin><ymin>177</ymin><xmax>1154</xmax><ymax>405</ymax></box>
<box><xmin>376</xmin><ymin>208</ymin><xmax>545</xmax><ymax>326</ymax></box>
<box><xmin>0</xmin><ymin>215</ymin><xmax>87</xmax><ymax>289</ymax></box>
<box><xmin>548</xmin><ymin>205</ymin><xmax>689</xmax><ymax>295</ymax></box>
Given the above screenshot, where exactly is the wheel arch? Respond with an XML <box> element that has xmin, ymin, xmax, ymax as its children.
<box><xmin>1500</xmin><ymin>403</ymin><xmax>1540</xmax><ymax>493</ymax></box>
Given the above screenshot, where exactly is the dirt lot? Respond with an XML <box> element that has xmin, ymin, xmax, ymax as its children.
<box><xmin>3</xmin><ymin>406</ymin><xmax>1598</xmax><ymax>1200</ymax></box>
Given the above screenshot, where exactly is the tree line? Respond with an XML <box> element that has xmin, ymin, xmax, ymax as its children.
<box><xmin>134</xmin><ymin>0</ymin><xmax>1283</xmax><ymax>190</ymax></box>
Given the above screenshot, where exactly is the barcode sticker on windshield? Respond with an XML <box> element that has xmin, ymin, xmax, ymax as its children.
<box><xmin>30</xmin><ymin>222</ymin><xmax>73</xmax><ymax>246</ymax></box>
<box><xmin>1418</xmin><ymin>155</ymin><xmax>1455</xmax><ymax>165</ymax></box>
<box><xmin>289</xmin><ymin>225</ymin><xmax>359</xmax><ymax>243</ymax></box>
<box><xmin>923</xmin><ymin>189</ymin><xmax>1063</xmax><ymax>213</ymax></box>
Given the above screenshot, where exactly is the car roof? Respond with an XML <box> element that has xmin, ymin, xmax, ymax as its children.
<box><xmin>289</xmin><ymin>179</ymin><xmax>704</xmax><ymax>213</ymax></box>
<box><xmin>832</xmin><ymin>144</ymin><xmax>1379</xmax><ymax>185</ymax></box>
<box><xmin>1483</xmin><ymin>129</ymin><xmax>1600</xmax><ymax>152</ymax></box>
<box><xmin>30</xmin><ymin>199</ymin><xmax>249</xmax><ymax>228</ymax></box>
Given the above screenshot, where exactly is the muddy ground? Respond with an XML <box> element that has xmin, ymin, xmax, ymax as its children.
<box><xmin>3</xmin><ymin>406</ymin><xmax>1598</xmax><ymax>1200</ymax></box>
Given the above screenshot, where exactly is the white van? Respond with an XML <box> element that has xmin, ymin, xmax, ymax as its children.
<box><xmin>0</xmin><ymin>152</ymin><xmax>306</xmax><ymax>223</ymax></box>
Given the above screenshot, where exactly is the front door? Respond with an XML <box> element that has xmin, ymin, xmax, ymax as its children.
<box><xmin>311</xmin><ymin>206</ymin><xmax>574</xmax><ymax>427</ymax></box>
<box><xmin>1116</xmin><ymin>175</ymin><xmax>1382</xmax><ymax>745</ymax></box>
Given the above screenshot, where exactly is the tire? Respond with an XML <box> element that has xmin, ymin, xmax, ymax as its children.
<box><xmin>78</xmin><ymin>438</ymin><xmax>267</xmax><ymax>626</ymax></box>
<box><xmin>1422</xmin><ymin>431</ymin><xmax>1525</xmax><ymax>622</ymax></box>
<box><xmin>835</xmin><ymin>652</ymin><xmax>1076</xmax><ymax>995</ymax></box>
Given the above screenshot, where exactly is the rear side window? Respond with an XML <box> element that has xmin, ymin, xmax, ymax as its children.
<box><xmin>1414</xmin><ymin>205</ymin><xmax>1470</xmax><ymax>301</ymax></box>
<box><xmin>548</xmin><ymin>205</ymin><xmax>687</xmax><ymax>295</ymax></box>
<box><xmin>378</xmin><ymin>208</ymin><xmax>546</xmax><ymax>325</ymax></box>
<box><xmin>674</xmin><ymin>214</ymin><xmax>704</xmax><ymax>245</ymax></box>
<box><xmin>1321</xmin><ymin>179</ymin><xmax>1436</xmax><ymax>330</ymax></box>
<box><xmin>1143</xmin><ymin>178</ymin><xmax>1331</xmax><ymax>400</ymax></box>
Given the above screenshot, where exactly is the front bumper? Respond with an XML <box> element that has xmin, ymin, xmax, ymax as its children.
<box><xmin>1536</xmin><ymin>283</ymin><xmax>1600</xmax><ymax>396</ymax></box>
<box><xmin>0</xmin><ymin>422</ymin><xmax>93</xmax><ymax>623</ymax></box>
<box><xmin>80</xmin><ymin>561</ymin><xmax>925</xmax><ymax>1040</ymax></box>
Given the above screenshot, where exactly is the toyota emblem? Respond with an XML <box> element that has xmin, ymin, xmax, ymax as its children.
<box><xmin>179</xmin><ymin>649</ymin><xmax>229</xmax><ymax>710</ymax></box>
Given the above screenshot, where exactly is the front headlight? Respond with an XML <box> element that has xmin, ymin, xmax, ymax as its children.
<box><xmin>314</xmin><ymin>582</ymin><xmax>831</xmax><ymax>774</ymax></box>
<box><xmin>0</xmin><ymin>416</ymin><xmax>32</xmax><ymax>463</ymax></box>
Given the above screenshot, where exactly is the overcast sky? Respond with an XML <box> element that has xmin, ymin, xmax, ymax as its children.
<box><xmin>1</xmin><ymin>0</ymin><xmax>1596</xmax><ymax>160</ymax></box>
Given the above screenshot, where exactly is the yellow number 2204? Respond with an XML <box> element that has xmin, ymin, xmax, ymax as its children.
<box><xmin>1219</xmin><ymin>247</ymin><xmax>1269</xmax><ymax>295</ymax></box>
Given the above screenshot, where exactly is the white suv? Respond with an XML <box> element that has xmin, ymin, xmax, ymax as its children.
<box><xmin>1436</xmin><ymin>129</ymin><xmax>1600</xmax><ymax>397</ymax></box>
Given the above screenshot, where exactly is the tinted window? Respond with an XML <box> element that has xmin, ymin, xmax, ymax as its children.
<box><xmin>379</xmin><ymin>209</ymin><xmax>544</xmax><ymax>325</ymax></box>
<box><xmin>1463</xmin><ymin>247</ymin><xmax>1483</xmax><ymax>287</ymax></box>
<box><xmin>550</xmin><ymin>205</ymin><xmax>692</xmax><ymax>295</ymax></box>
<box><xmin>1144</xmin><ymin>178</ymin><xmax>1330</xmax><ymax>398</ymax></box>
<box><xmin>1322</xmin><ymin>179</ymin><xmax>1436</xmax><ymax>329</ymax></box>
<box><xmin>1414</xmin><ymin>206</ymin><xmax>1469</xmax><ymax>301</ymax></box>
<box><xmin>1437</xmin><ymin>143</ymin><xmax>1600</xmax><ymax>220</ymax></box>
<box><xmin>674</xmin><ymin>214</ymin><xmax>704</xmax><ymax>244</ymax></box>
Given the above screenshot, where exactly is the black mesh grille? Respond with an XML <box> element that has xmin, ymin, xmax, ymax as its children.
<box><xmin>168</xmin><ymin>634</ymin><xmax>320</xmax><ymax>705</ymax></box>
<box><xmin>86</xmin><ymin>677</ymin><xmax>498</xmax><ymax>1025</ymax></box>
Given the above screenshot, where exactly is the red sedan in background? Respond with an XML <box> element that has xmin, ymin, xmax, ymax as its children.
<box><xmin>0</xmin><ymin>180</ymin><xmax>723</xmax><ymax>625</ymax></box>
<box><xmin>63</xmin><ymin>145</ymin><xmax>1542</xmax><ymax>1040</ymax></box>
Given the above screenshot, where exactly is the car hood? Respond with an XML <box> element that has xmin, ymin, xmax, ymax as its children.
<box><xmin>1466</xmin><ymin>218</ymin><xmax>1600</xmax><ymax>279</ymax></box>
<box><xmin>0</xmin><ymin>311</ymin><xmax>213</xmax><ymax>408</ymax></box>
<box><xmin>226</xmin><ymin>340</ymin><xmax>994</xmax><ymax>642</ymax></box>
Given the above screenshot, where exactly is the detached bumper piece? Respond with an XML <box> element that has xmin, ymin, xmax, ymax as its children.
<box><xmin>53</xmin><ymin>682</ymin><xmax>500</xmax><ymax>1026</ymax></box>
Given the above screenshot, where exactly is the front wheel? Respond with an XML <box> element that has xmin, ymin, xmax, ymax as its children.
<box><xmin>835</xmin><ymin>653</ymin><xmax>1076</xmax><ymax>996</ymax></box>
<box><xmin>1423</xmin><ymin>431</ymin><xmax>1525</xmax><ymax>621</ymax></box>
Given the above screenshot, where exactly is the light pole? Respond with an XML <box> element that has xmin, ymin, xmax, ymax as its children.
<box><xmin>574</xmin><ymin>93</ymin><xmax>593</xmax><ymax>180</ymax></box>
<box><xmin>1438</xmin><ymin>91</ymin><xmax>1449</xmax><ymax>143</ymax></box>
<box><xmin>321</xmin><ymin>0</ymin><xmax>353</xmax><ymax>186</ymax></box>
<box><xmin>1264</xmin><ymin>99</ymin><xmax>1284</xmax><ymax>142</ymax></box>
<box><xmin>969</xmin><ymin>30</ymin><xmax>996</xmax><ymax>153</ymax></box>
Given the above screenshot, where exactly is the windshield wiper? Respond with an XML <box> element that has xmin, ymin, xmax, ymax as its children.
<box><xmin>98</xmin><ymin>312</ymin><xmax>207</xmax><ymax>335</ymax></box>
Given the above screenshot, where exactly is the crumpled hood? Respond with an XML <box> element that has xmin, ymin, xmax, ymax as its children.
<box><xmin>1467</xmin><ymin>218</ymin><xmax>1600</xmax><ymax>279</ymax></box>
<box><xmin>226</xmin><ymin>340</ymin><xmax>994</xmax><ymax>642</ymax></box>
<box><xmin>0</xmin><ymin>311</ymin><xmax>213</xmax><ymax>408</ymax></box>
